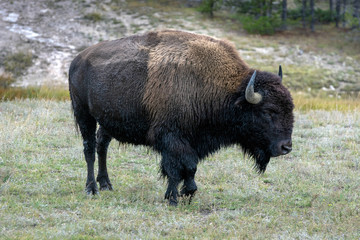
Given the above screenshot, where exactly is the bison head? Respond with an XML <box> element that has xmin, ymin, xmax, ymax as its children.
<box><xmin>236</xmin><ymin>66</ymin><xmax>294</xmax><ymax>173</ymax></box>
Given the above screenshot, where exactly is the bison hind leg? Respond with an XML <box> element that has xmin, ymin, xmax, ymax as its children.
<box><xmin>72</xmin><ymin>104</ymin><xmax>99</xmax><ymax>195</ymax></box>
<box><xmin>96</xmin><ymin>126</ymin><xmax>113</xmax><ymax>191</ymax></box>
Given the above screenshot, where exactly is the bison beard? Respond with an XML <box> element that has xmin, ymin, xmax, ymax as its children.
<box><xmin>69</xmin><ymin>30</ymin><xmax>294</xmax><ymax>206</ymax></box>
<box><xmin>247</xmin><ymin>148</ymin><xmax>271</xmax><ymax>173</ymax></box>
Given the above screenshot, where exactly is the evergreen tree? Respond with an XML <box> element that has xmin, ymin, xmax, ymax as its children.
<box><xmin>329</xmin><ymin>0</ymin><xmax>333</xmax><ymax>19</ymax></box>
<box><xmin>310</xmin><ymin>0</ymin><xmax>315</xmax><ymax>31</ymax></box>
<box><xmin>302</xmin><ymin>0</ymin><xmax>307</xmax><ymax>28</ymax></box>
<box><xmin>336</xmin><ymin>0</ymin><xmax>341</xmax><ymax>27</ymax></box>
<box><xmin>282</xmin><ymin>0</ymin><xmax>287</xmax><ymax>30</ymax></box>
<box><xmin>354</xmin><ymin>0</ymin><xmax>360</xmax><ymax>27</ymax></box>
<box><xmin>342</xmin><ymin>0</ymin><xmax>347</xmax><ymax>27</ymax></box>
<box><xmin>198</xmin><ymin>0</ymin><xmax>220</xmax><ymax>18</ymax></box>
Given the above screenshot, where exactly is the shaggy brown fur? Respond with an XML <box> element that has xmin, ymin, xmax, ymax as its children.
<box><xmin>144</xmin><ymin>30</ymin><xmax>252</xmax><ymax>140</ymax></box>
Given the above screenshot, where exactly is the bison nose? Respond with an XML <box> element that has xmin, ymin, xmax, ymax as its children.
<box><xmin>280</xmin><ymin>140</ymin><xmax>292</xmax><ymax>155</ymax></box>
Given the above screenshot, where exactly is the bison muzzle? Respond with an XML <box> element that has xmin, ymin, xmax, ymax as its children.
<box><xmin>69</xmin><ymin>30</ymin><xmax>294</xmax><ymax>206</ymax></box>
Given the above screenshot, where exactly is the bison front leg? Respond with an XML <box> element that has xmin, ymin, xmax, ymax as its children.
<box><xmin>96</xmin><ymin>126</ymin><xmax>113</xmax><ymax>191</ymax></box>
<box><xmin>180</xmin><ymin>167</ymin><xmax>197</xmax><ymax>199</ymax></box>
<box><xmin>159</xmin><ymin>133</ymin><xmax>199</xmax><ymax>206</ymax></box>
<box><xmin>161</xmin><ymin>150</ymin><xmax>182</xmax><ymax>206</ymax></box>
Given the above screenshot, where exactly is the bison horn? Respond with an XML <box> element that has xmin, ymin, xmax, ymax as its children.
<box><xmin>245</xmin><ymin>70</ymin><xmax>262</xmax><ymax>104</ymax></box>
<box><xmin>278</xmin><ymin>65</ymin><xmax>283</xmax><ymax>81</ymax></box>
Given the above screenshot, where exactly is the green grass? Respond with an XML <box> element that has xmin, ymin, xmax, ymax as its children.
<box><xmin>1</xmin><ymin>100</ymin><xmax>359</xmax><ymax>239</ymax></box>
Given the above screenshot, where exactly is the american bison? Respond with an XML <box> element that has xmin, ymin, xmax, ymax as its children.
<box><xmin>69</xmin><ymin>30</ymin><xmax>294</xmax><ymax>206</ymax></box>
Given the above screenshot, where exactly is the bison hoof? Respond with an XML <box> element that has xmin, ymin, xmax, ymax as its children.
<box><xmin>97</xmin><ymin>175</ymin><xmax>113</xmax><ymax>191</ymax></box>
<box><xmin>100</xmin><ymin>183</ymin><xmax>113</xmax><ymax>191</ymax></box>
<box><xmin>165</xmin><ymin>191</ymin><xmax>179</xmax><ymax>206</ymax></box>
<box><xmin>180</xmin><ymin>186</ymin><xmax>197</xmax><ymax>205</ymax></box>
<box><xmin>85</xmin><ymin>181</ymin><xmax>99</xmax><ymax>195</ymax></box>
<box><xmin>180</xmin><ymin>180</ymin><xmax>197</xmax><ymax>197</ymax></box>
<box><xmin>180</xmin><ymin>186</ymin><xmax>197</xmax><ymax>197</ymax></box>
<box><xmin>169</xmin><ymin>199</ymin><xmax>178</xmax><ymax>206</ymax></box>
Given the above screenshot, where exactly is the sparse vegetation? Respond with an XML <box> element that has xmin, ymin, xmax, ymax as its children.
<box><xmin>239</xmin><ymin>15</ymin><xmax>281</xmax><ymax>35</ymax></box>
<box><xmin>0</xmin><ymin>73</ymin><xmax>15</xmax><ymax>88</ymax></box>
<box><xmin>84</xmin><ymin>12</ymin><xmax>103</xmax><ymax>22</ymax></box>
<box><xmin>3</xmin><ymin>51</ymin><xmax>33</xmax><ymax>77</ymax></box>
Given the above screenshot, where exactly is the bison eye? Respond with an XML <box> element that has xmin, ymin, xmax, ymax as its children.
<box><xmin>264</xmin><ymin>109</ymin><xmax>278</xmax><ymax>119</ymax></box>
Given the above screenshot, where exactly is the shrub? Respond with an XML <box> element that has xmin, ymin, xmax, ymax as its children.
<box><xmin>197</xmin><ymin>0</ymin><xmax>222</xmax><ymax>17</ymax></box>
<box><xmin>315</xmin><ymin>9</ymin><xmax>335</xmax><ymax>23</ymax></box>
<box><xmin>241</xmin><ymin>15</ymin><xmax>281</xmax><ymax>35</ymax></box>
<box><xmin>287</xmin><ymin>8</ymin><xmax>335</xmax><ymax>24</ymax></box>
<box><xmin>4</xmin><ymin>52</ymin><xmax>33</xmax><ymax>77</ymax></box>
<box><xmin>225</xmin><ymin>0</ymin><xmax>259</xmax><ymax>15</ymax></box>
<box><xmin>346</xmin><ymin>12</ymin><xmax>360</xmax><ymax>28</ymax></box>
<box><xmin>0</xmin><ymin>73</ymin><xmax>15</xmax><ymax>88</ymax></box>
<box><xmin>84</xmin><ymin>12</ymin><xmax>103</xmax><ymax>22</ymax></box>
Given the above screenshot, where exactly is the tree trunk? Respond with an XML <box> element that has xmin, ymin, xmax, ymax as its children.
<box><xmin>302</xmin><ymin>0</ymin><xmax>307</xmax><ymax>28</ymax></box>
<box><xmin>255</xmin><ymin>0</ymin><xmax>261</xmax><ymax>19</ymax></box>
<box><xmin>282</xmin><ymin>0</ymin><xmax>287</xmax><ymax>30</ymax></box>
<box><xmin>268</xmin><ymin>0</ymin><xmax>273</xmax><ymax>17</ymax></box>
<box><xmin>329</xmin><ymin>0</ymin><xmax>333</xmax><ymax>19</ymax></box>
<box><xmin>342</xmin><ymin>0</ymin><xmax>347</xmax><ymax>27</ymax></box>
<box><xmin>259</xmin><ymin>0</ymin><xmax>266</xmax><ymax>17</ymax></box>
<box><xmin>310</xmin><ymin>0</ymin><xmax>315</xmax><ymax>31</ymax></box>
<box><xmin>209</xmin><ymin>0</ymin><xmax>215</xmax><ymax>18</ymax></box>
<box><xmin>355</xmin><ymin>0</ymin><xmax>360</xmax><ymax>28</ymax></box>
<box><xmin>336</xmin><ymin>0</ymin><xmax>341</xmax><ymax>27</ymax></box>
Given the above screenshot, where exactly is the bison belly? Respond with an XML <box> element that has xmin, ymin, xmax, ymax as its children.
<box><xmin>90</xmin><ymin>61</ymin><xmax>150</xmax><ymax>145</ymax></box>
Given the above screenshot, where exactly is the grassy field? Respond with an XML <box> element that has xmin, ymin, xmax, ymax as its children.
<box><xmin>0</xmin><ymin>99</ymin><xmax>359</xmax><ymax>239</ymax></box>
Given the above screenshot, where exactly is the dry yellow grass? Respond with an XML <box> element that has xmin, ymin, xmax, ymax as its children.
<box><xmin>293</xmin><ymin>93</ymin><xmax>360</xmax><ymax>112</ymax></box>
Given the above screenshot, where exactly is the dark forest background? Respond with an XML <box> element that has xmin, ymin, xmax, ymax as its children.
<box><xmin>195</xmin><ymin>0</ymin><xmax>360</xmax><ymax>34</ymax></box>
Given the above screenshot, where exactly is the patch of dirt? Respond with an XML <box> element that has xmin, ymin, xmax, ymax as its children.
<box><xmin>0</xmin><ymin>0</ymin><xmax>154</xmax><ymax>86</ymax></box>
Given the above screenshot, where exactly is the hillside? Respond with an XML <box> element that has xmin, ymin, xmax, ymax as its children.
<box><xmin>0</xmin><ymin>0</ymin><xmax>359</xmax><ymax>97</ymax></box>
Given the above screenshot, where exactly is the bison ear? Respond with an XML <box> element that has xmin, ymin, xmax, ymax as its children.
<box><xmin>278</xmin><ymin>65</ymin><xmax>283</xmax><ymax>82</ymax></box>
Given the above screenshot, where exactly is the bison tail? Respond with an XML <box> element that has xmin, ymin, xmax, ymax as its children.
<box><xmin>69</xmin><ymin>93</ymin><xmax>80</xmax><ymax>135</ymax></box>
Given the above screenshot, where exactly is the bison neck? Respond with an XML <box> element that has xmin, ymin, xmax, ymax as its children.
<box><xmin>185</xmin><ymin>105</ymin><xmax>243</xmax><ymax>160</ymax></box>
